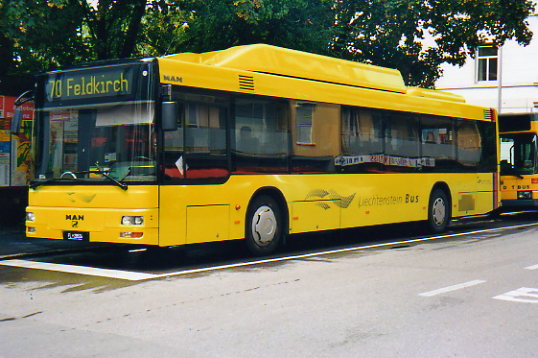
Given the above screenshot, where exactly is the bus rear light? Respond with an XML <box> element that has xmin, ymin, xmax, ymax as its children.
<box><xmin>532</xmin><ymin>178</ymin><xmax>538</xmax><ymax>184</ymax></box>
<box><xmin>26</xmin><ymin>212</ymin><xmax>35</xmax><ymax>222</ymax></box>
<box><xmin>120</xmin><ymin>232</ymin><xmax>143</xmax><ymax>239</ymax></box>
<box><xmin>27</xmin><ymin>227</ymin><xmax>36</xmax><ymax>233</ymax></box>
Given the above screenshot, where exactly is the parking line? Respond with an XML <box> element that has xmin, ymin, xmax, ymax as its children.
<box><xmin>525</xmin><ymin>264</ymin><xmax>538</xmax><ymax>270</ymax></box>
<box><xmin>419</xmin><ymin>280</ymin><xmax>486</xmax><ymax>297</ymax></box>
<box><xmin>0</xmin><ymin>259</ymin><xmax>158</xmax><ymax>281</ymax></box>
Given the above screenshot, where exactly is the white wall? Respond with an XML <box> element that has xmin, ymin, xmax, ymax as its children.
<box><xmin>435</xmin><ymin>8</ymin><xmax>538</xmax><ymax>115</ymax></box>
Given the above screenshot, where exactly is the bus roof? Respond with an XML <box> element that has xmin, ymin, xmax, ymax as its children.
<box><xmin>164</xmin><ymin>44</ymin><xmax>408</xmax><ymax>94</ymax></box>
<box><xmin>162</xmin><ymin>44</ymin><xmax>465</xmax><ymax>104</ymax></box>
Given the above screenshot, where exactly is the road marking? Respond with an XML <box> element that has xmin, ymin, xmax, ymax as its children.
<box><xmin>0</xmin><ymin>259</ymin><xmax>158</xmax><ymax>281</ymax></box>
<box><xmin>493</xmin><ymin>287</ymin><xmax>538</xmax><ymax>304</ymax></box>
<box><xmin>1</xmin><ymin>222</ymin><xmax>537</xmax><ymax>282</ymax></box>
<box><xmin>525</xmin><ymin>264</ymin><xmax>538</xmax><ymax>270</ymax></box>
<box><xmin>419</xmin><ymin>280</ymin><xmax>486</xmax><ymax>297</ymax></box>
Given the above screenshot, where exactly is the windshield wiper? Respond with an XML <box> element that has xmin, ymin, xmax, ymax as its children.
<box><xmin>94</xmin><ymin>162</ymin><xmax>128</xmax><ymax>190</ymax></box>
<box><xmin>30</xmin><ymin>165</ymin><xmax>128</xmax><ymax>191</ymax></box>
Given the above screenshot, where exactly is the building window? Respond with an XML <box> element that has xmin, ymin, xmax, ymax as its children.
<box><xmin>477</xmin><ymin>46</ymin><xmax>498</xmax><ymax>82</ymax></box>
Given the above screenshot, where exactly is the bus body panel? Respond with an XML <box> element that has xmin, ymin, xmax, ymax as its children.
<box><xmin>28</xmin><ymin>185</ymin><xmax>158</xmax><ymax>208</ymax></box>
<box><xmin>26</xmin><ymin>185</ymin><xmax>159</xmax><ymax>245</ymax></box>
<box><xmin>158</xmin><ymin>57</ymin><xmax>488</xmax><ymax>123</ymax></box>
<box><xmin>26</xmin><ymin>175</ymin><xmax>495</xmax><ymax>247</ymax></box>
<box><xmin>500</xmin><ymin>175</ymin><xmax>538</xmax><ymax>207</ymax></box>
<box><xmin>158</xmin><ymin>173</ymin><xmax>495</xmax><ymax>246</ymax></box>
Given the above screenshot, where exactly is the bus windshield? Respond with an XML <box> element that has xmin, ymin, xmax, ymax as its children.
<box><xmin>500</xmin><ymin>133</ymin><xmax>538</xmax><ymax>175</ymax></box>
<box><xmin>33</xmin><ymin>60</ymin><xmax>157</xmax><ymax>185</ymax></box>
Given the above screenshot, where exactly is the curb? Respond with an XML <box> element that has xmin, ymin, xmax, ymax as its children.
<box><xmin>0</xmin><ymin>240</ymin><xmax>118</xmax><ymax>261</ymax></box>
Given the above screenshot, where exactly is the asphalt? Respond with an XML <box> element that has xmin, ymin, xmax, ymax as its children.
<box><xmin>0</xmin><ymin>225</ymin><xmax>109</xmax><ymax>260</ymax></box>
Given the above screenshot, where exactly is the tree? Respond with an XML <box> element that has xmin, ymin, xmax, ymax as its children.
<box><xmin>0</xmin><ymin>0</ymin><xmax>152</xmax><ymax>75</ymax></box>
<box><xmin>75</xmin><ymin>0</ymin><xmax>148</xmax><ymax>60</ymax></box>
<box><xmin>0</xmin><ymin>0</ymin><xmax>88</xmax><ymax>75</ymax></box>
<box><xmin>140</xmin><ymin>0</ymin><xmax>335</xmax><ymax>56</ymax></box>
<box><xmin>1</xmin><ymin>0</ymin><xmax>535</xmax><ymax>88</ymax></box>
<box><xmin>331</xmin><ymin>0</ymin><xmax>535</xmax><ymax>87</ymax></box>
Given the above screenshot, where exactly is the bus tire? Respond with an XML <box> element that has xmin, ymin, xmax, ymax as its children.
<box><xmin>245</xmin><ymin>195</ymin><xmax>283</xmax><ymax>256</ymax></box>
<box><xmin>428</xmin><ymin>188</ymin><xmax>450</xmax><ymax>233</ymax></box>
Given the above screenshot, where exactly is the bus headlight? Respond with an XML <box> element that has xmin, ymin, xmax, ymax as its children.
<box><xmin>26</xmin><ymin>212</ymin><xmax>35</xmax><ymax>222</ymax></box>
<box><xmin>517</xmin><ymin>191</ymin><xmax>532</xmax><ymax>200</ymax></box>
<box><xmin>121</xmin><ymin>216</ymin><xmax>144</xmax><ymax>226</ymax></box>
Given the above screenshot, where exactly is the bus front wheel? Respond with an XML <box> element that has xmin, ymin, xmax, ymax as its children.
<box><xmin>428</xmin><ymin>189</ymin><xmax>450</xmax><ymax>233</ymax></box>
<box><xmin>245</xmin><ymin>195</ymin><xmax>283</xmax><ymax>255</ymax></box>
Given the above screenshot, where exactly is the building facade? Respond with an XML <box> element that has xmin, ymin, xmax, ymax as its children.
<box><xmin>436</xmin><ymin>5</ymin><xmax>538</xmax><ymax>117</ymax></box>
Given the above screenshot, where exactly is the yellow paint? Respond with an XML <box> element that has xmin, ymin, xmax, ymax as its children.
<box><xmin>500</xmin><ymin>175</ymin><xmax>537</xmax><ymax>201</ymax></box>
<box><xmin>27</xmin><ymin>174</ymin><xmax>495</xmax><ymax>246</ymax></box>
<box><xmin>186</xmin><ymin>205</ymin><xmax>230</xmax><ymax>244</ymax></box>
<box><xmin>158</xmin><ymin>45</ymin><xmax>488</xmax><ymax>122</ymax></box>
<box><xmin>163</xmin><ymin>44</ymin><xmax>406</xmax><ymax>93</ymax></box>
<box><xmin>27</xmin><ymin>185</ymin><xmax>159</xmax><ymax>245</ymax></box>
<box><xmin>292</xmin><ymin>201</ymin><xmax>340</xmax><ymax>233</ymax></box>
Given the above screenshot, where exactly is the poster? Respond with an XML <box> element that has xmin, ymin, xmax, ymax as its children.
<box><xmin>0</xmin><ymin>96</ymin><xmax>34</xmax><ymax>186</ymax></box>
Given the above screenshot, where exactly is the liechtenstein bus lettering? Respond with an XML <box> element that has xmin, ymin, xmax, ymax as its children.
<box><xmin>20</xmin><ymin>44</ymin><xmax>499</xmax><ymax>255</ymax></box>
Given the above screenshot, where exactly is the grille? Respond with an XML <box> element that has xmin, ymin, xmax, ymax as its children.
<box><xmin>239</xmin><ymin>75</ymin><xmax>255</xmax><ymax>91</ymax></box>
<box><xmin>483</xmin><ymin>109</ymin><xmax>494</xmax><ymax>121</ymax></box>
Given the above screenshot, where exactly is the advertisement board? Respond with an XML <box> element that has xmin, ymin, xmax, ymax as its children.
<box><xmin>0</xmin><ymin>95</ymin><xmax>34</xmax><ymax>187</ymax></box>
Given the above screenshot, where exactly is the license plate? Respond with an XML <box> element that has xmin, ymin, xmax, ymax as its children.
<box><xmin>63</xmin><ymin>231</ymin><xmax>89</xmax><ymax>241</ymax></box>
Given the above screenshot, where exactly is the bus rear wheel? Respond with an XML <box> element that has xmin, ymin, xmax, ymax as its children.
<box><xmin>428</xmin><ymin>188</ymin><xmax>450</xmax><ymax>233</ymax></box>
<box><xmin>245</xmin><ymin>195</ymin><xmax>283</xmax><ymax>256</ymax></box>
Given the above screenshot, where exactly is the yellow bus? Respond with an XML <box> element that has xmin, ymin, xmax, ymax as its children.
<box><xmin>499</xmin><ymin>114</ymin><xmax>538</xmax><ymax>209</ymax></box>
<box><xmin>21</xmin><ymin>44</ymin><xmax>499</xmax><ymax>255</ymax></box>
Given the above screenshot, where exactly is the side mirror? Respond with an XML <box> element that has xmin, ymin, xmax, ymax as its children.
<box><xmin>161</xmin><ymin>101</ymin><xmax>178</xmax><ymax>131</ymax></box>
<box><xmin>11</xmin><ymin>90</ymin><xmax>34</xmax><ymax>134</ymax></box>
<box><xmin>10</xmin><ymin>107</ymin><xmax>23</xmax><ymax>134</ymax></box>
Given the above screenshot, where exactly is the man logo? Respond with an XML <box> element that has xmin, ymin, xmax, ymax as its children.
<box><xmin>66</xmin><ymin>214</ymin><xmax>84</xmax><ymax>229</ymax></box>
<box><xmin>163</xmin><ymin>75</ymin><xmax>183</xmax><ymax>83</ymax></box>
<box><xmin>66</xmin><ymin>214</ymin><xmax>84</xmax><ymax>221</ymax></box>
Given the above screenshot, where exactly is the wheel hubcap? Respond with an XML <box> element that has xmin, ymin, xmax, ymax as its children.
<box><xmin>252</xmin><ymin>205</ymin><xmax>277</xmax><ymax>246</ymax></box>
<box><xmin>432</xmin><ymin>198</ymin><xmax>446</xmax><ymax>226</ymax></box>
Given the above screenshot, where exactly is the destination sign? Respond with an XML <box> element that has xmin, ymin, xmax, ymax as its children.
<box><xmin>44</xmin><ymin>66</ymin><xmax>136</xmax><ymax>103</ymax></box>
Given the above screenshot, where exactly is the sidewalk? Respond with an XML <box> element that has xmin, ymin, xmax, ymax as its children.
<box><xmin>0</xmin><ymin>226</ymin><xmax>109</xmax><ymax>260</ymax></box>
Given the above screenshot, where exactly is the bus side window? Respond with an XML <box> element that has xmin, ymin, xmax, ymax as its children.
<box><xmin>340</xmin><ymin>107</ymin><xmax>384</xmax><ymax>173</ymax></box>
<box><xmin>456</xmin><ymin>121</ymin><xmax>481</xmax><ymax>168</ymax></box>
<box><xmin>233</xmin><ymin>98</ymin><xmax>288</xmax><ymax>173</ymax></box>
<box><xmin>292</xmin><ymin>102</ymin><xmax>339</xmax><ymax>173</ymax></box>
<box><xmin>162</xmin><ymin>90</ymin><xmax>229</xmax><ymax>181</ymax></box>
<box><xmin>421</xmin><ymin>116</ymin><xmax>456</xmax><ymax>171</ymax></box>
<box><xmin>384</xmin><ymin>112</ymin><xmax>420</xmax><ymax>172</ymax></box>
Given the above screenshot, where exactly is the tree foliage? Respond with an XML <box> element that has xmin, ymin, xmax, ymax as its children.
<box><xmin>0</xmin><ymin>0</ymin><xmax>87</xmax><ymax>75</ymax></box>
<box><xmin>331</xmin><ymin>0</ymin><xmax>535</xmax><ymax>86</ymax></box>
<box><xmin>0</xmin><ymin>0</ymin><xmax>535</xmax><ymax>87</ymax></box>
<box><xmin>1</xmin><ymin>0</ymin><xmax>151</xmax><ymax>74</ymax></box>
<box><xmin>173</xmin><ymin>0</ymin><xmax>334</xmax><ymax>55</ymax></box>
